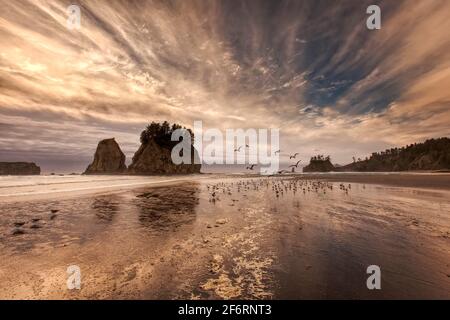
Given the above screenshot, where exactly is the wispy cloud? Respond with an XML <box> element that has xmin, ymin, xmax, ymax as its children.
<box><xmin>0</xmin><ymin>0</ymin><xmax>449</xmax><ymax>171</ymax></box>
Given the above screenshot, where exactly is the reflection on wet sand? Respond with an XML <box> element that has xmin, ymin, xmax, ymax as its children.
<box><xmin>0</xmin><ymin>177</ymin><xmax>449</xmax><ymax>299</ymax></box>
<box><xmin>91</xmin><ymin>197</ymin><xmax>119</xmax><ymax>222</ymax></box>
<box><xmin>134</xmin><ymin>184</ymin><xmax>199</xmax><ymax>232</ymax></box>
<box><xmin>196</xmin><ymin>178</ymin><xmax>450</xmax><ymax>299</ymax></box>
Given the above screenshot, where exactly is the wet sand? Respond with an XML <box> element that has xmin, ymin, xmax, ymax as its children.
<box><xmin>0</xmin><ymin>175</ymin><xmax>449</xmax><ymax>299</ymax></box>
<box><xmin>0</xmin><ymin>174</ymin><xmax>207</xmax><ymax>203</ymax></box>
<box><xmin>300</xmin><ymin>172</ymin><xmax>450</xmax><ymax>191</ymax></box>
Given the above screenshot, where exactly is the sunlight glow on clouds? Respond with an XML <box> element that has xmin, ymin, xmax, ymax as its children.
<box><xmin>0</xmin><ymin>0</ymin><xmax>449</xmax><ymax>172</ymax></box>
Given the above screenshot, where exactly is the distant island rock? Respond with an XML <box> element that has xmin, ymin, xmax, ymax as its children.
<box><xmin>0</xmin><ymin>162</ymin><xmax>40</xmax><ymax>175</ymax></box>
<box><xmin>84</xmin><ymin>138</ymin><xmax>127</xmax><ymax>175</ymax></box>
<box><xmin>128</xmin><ymin>121</ymin><xmax>201</xmax><ymax>175</ymax></box>
<box><xmin>303</xmin><ymin>137</ymin><xmax>450</xmax><ymax>172</ymax></box>
<box><xmin>303</xmin><ymin>156</ymin><xmax>335</xmax><ymax>172</ymax></box>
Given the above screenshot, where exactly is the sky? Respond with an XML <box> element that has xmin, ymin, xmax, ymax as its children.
<box><xmin>0</xmin><ymin>0</ymin><xmax>449</xmax><ymax>173</ymax></box>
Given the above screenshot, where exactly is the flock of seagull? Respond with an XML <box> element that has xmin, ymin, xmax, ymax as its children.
<box><xmin>233</xmin><ymin>146</ymin><xmax>303</xmax><ymax>174</ymax></box>
<box><xmin>212</xmin><ymin>147</ymin><xmax>360</xmax><ymax>204</ymax></box>
<box><xmin>206</xmin><ymin>177</ymin><xmax>358</xmax><ymax>203</ymax></box>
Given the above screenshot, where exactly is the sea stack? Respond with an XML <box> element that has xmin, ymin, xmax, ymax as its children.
<box><xmin>0</xmin><ymin>162</ymin><xmax>40</xmax><ymax>175</ymax></box>
<box><xmin>303</xmin><ymin>157</ymin><xmax>335</xmax><ymax>172</ymax></box>
<box><xmin>127</xmin><ymin>139</ymin><xmax>201</xmax><ymax>175</ymax></box>
<box><xmin>84</xmin><ymin>138</ymin><xmax>127</xmax><ymax>175</ymax></box>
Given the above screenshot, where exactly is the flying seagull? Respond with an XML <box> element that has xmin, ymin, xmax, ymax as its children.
<box><xmin>246</xmin><ymin>164</ymin><xmax>257</xmax><ymax>170</ymax></box>
<box><xmin>289</xmin><ymin>153</ymin><xmax>299</xmax><ymax>159</ymax></box>
<box><xmin>234</xmin><ymin>146</ymin><xmax>243</xmax><ymax>152</ymax></box>
<box><xmin>289</xmin><ymin>160</ymin><xmax>302</xmax><ymax>168</ymax></box>
<box><xmin>275</xmin><ymin>150</ymin><xmax>281</xmax><ymax>154</ymax></box>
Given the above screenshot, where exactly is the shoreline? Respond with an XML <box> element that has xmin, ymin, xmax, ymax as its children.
<box><xmin>0</xmin><ymin>175</ymin><xmax>207</xmax><ymax>203</ymax></box>
<box><xmin>0</xmin><ymin>172</ymin><xmax>449</xmax><ymax>203</ymax></box>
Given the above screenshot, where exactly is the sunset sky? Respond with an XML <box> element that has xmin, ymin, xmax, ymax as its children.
<box><xmin>1</xmin><ymin>0</ymin><xmax>449</xmax><ymax>172</ymax></box>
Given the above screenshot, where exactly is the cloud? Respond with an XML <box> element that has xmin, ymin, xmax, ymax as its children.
<box><xmin>0</xmin><ymin>0</ymin><xmax>449</xmax><ymax>171</ymax></box>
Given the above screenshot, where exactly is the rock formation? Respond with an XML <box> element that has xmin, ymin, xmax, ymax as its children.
<box><xmin>84</xmin><ymin>138</ymin><xmax>127</xmax><ymax>175</ymax></box>
<box><xmin>303</xmin><ymin>159</ymin><xmax>335</xmax><ymax>172</ymax></box>
<box><xmin>128</xmin><ymin>139</ymin><xmax>201</xmax><ymax>175</ymax></box>
<box><xmin>0</xmin><ymin>162</ymin><xmax>40</xmax><ymax>175</ymax></box>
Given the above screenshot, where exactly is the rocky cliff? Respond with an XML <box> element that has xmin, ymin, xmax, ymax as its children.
<box><xmin>303</xmin><ymin>159</ymin><xmax>335</xmax><ymax>172</ymax></box>
<box><xmin>84</xmin><ymin>138</ymin><xmax>127</xmax><ymax>175</ymax></box>
<box><xmin>127</xmin><ymin>139</ymin><xmax>201</xmax><ymax>175</ymax></box>
<box><xmin>0</xmin><ymin>162</ymin><xmax>40</xmax><ymax>175</ymax></box>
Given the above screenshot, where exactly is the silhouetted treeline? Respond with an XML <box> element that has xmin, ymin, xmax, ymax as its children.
<box><xmin>310</xmin><ymin>155</ymin><xmax>331</xmax><ymax>161</ymax></box>
<box><xmin>341</xmin><ymin>137</ymin><xmax>450</xmax><ymax>171</ymax></box>
<box><xmin>140</xmin><ymin>121</ymin><xmax>194</xmax><ymax>148</ymax></box>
